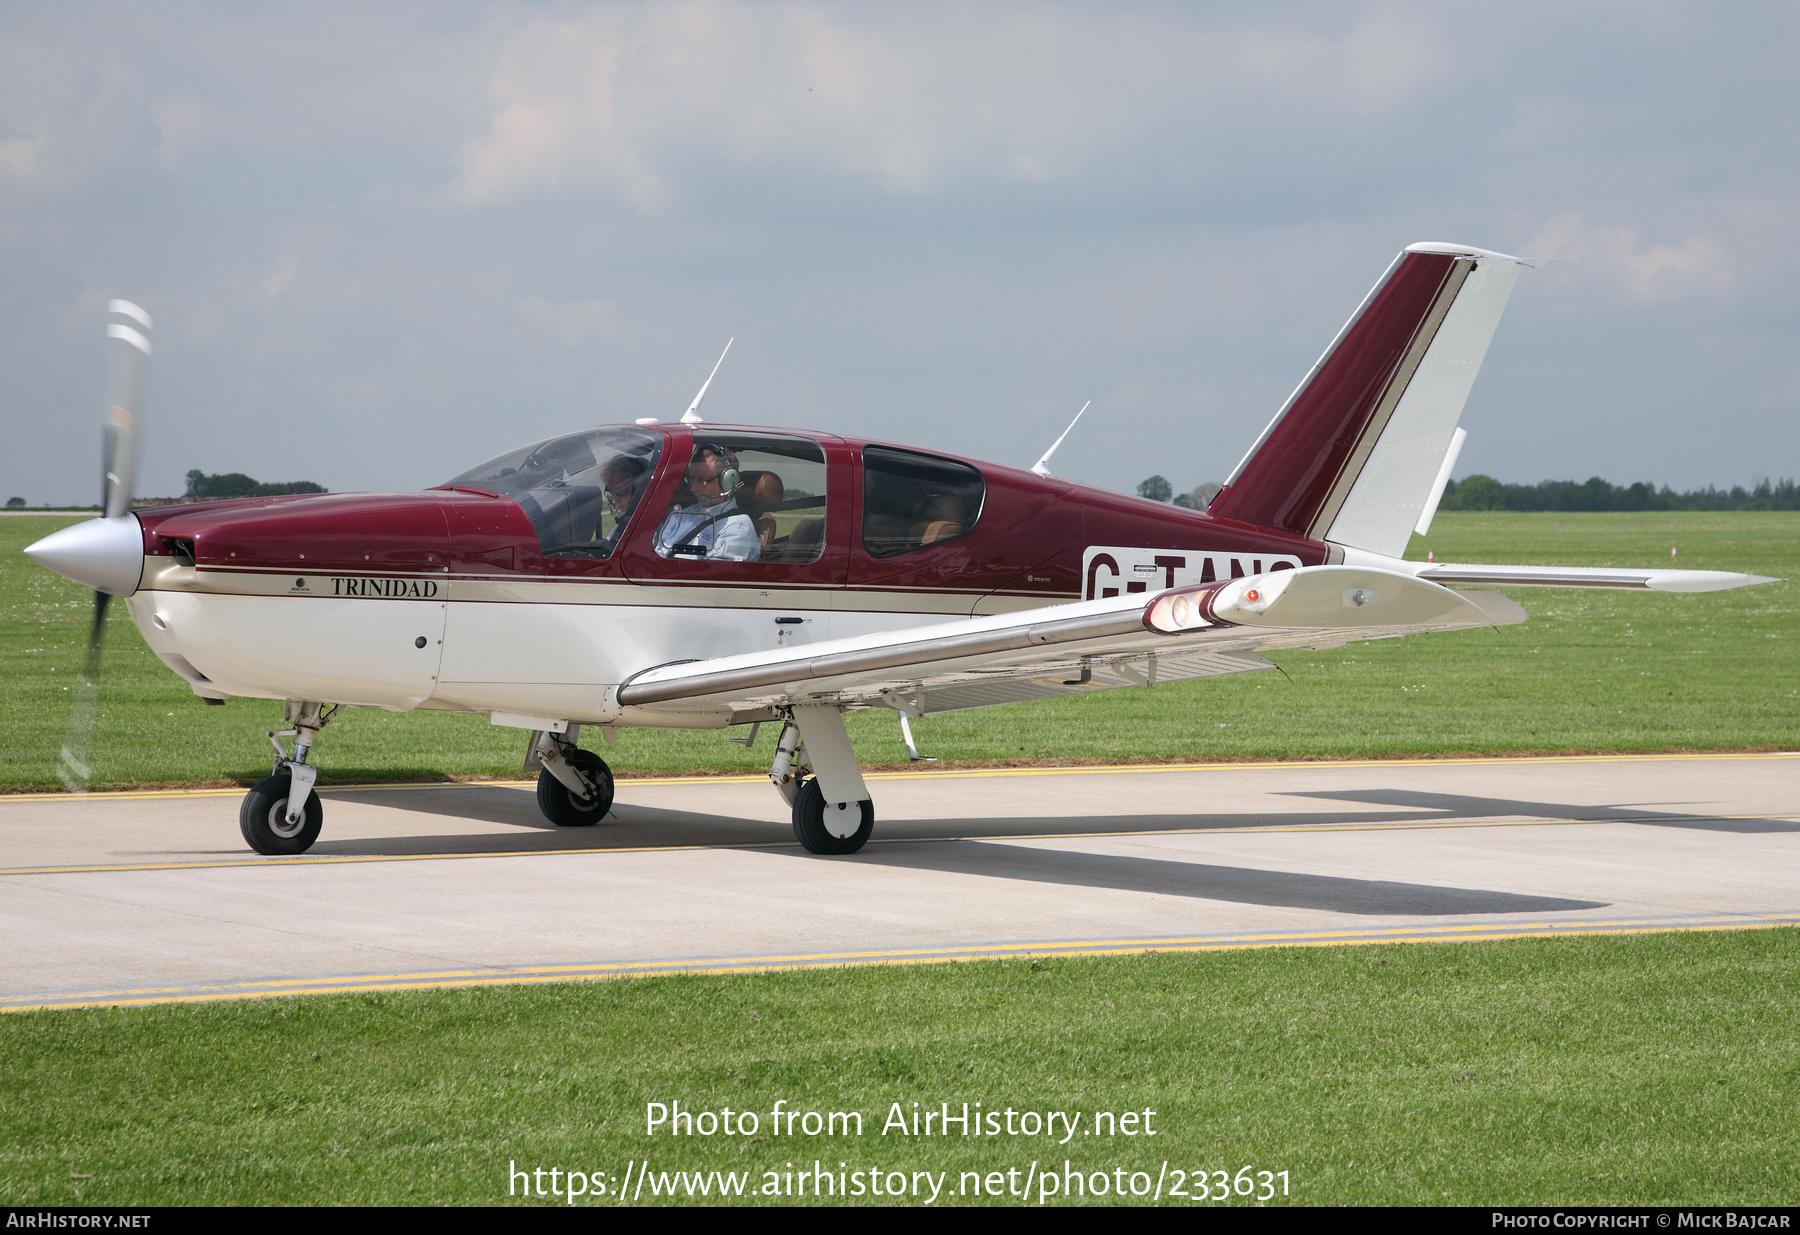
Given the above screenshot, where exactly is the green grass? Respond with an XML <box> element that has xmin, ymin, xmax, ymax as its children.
<box><xmin>3</xmin><ymin>932</ymin><xmax>1797</xmax><ymax>1206</ymax></box>
<box><xmin>3</xmin><ymin>512</ymin><xmax>1796</xmax><ymax>791</ymax></box>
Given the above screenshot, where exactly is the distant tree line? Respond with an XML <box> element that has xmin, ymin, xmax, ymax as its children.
<box><xmin>1441</xmin><ymin>475</ymin><xmax>1800</xmax><ymax>512</ymax></box>
<box><xmin>1134</xmin><ymin>472</ymin><xmax>1800</xmax><ymax>514</ymax></box>
<box><xmin>185</xmin><ymin>469</ymin><xmax>328</xmax><ymax>499</ymax></box>
<box><xmin>1137</xmin><ymin>476</ymin><xmax>1221</xmax><ymax>509</ymax></box>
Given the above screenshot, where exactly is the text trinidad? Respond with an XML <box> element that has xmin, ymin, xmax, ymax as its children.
<box><xmin>330</xmin><ymin>577</ymin><xmax>440</xmax><ymax>598</ymax></box>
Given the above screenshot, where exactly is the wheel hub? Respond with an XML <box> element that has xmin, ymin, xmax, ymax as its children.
<box><xmin>827</xmin><ymin>799</ymin><xmax>855</xmax><ymax>838</ymax></box>
<box><xmin>267</xmin><ymin>799</ymin><xmax>306</xmax><ymax>839</ymax></box>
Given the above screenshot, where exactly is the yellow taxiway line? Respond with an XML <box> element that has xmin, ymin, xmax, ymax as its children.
<box><xmin>4</xmin><ymin>749</ymin><xmax>1797</xmax><ymax>805</ymax></box>
<box><xmin>6</xmin><ymin>912</ymin><xmax>1796</xmax><ymax>1012</ymax></box>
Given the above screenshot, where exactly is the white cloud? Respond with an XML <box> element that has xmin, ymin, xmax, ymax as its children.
<box><xmin>513</xmin><ymin>294</ymin><xmax>624</xmax><ymax>345</ymax></box>
<box><xmin>450</xmin><ymin>3</ymin><xmax>1460</xmax><ymax>210</ymax></box>
<box><xmin>1526</xmin><ymin>212</ymin><xmax>1732</xmax><ymax>301</ymax></box>
<box><xmin>256</xmin><ymin>257</ymin><xmax>301</xmax><ymax>304</ymax></box>
<box><xmin>0</xmin><ymin>135</ymin><xmax>44</xmax><ymax>176</ymax></box>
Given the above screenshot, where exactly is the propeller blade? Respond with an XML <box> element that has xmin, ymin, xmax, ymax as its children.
<box><xmin>57</xmin><ymin>299</ymin><xmax>151</xmax><ymax>791</ymax></box>
<box><xmin>102</xmin><ymin>299</ymin><xmax>151</xmax><ymax>518</ymax></box>
<box><xmin>57</xmin><ymin>592</ymin><xmax>110</xmax><ymax>793</ymax></box>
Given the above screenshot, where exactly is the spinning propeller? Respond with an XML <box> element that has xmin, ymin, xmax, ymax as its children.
<box><xmin>28</xmin><ymin>301</ymin><xmax>153</xmax><ymax>791</ymax></box>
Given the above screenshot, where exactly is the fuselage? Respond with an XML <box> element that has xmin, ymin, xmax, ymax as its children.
<box><xmin>125</xmin><ymin>423</ymin><xmax>1331</xmax><ymax>726</ymax></box>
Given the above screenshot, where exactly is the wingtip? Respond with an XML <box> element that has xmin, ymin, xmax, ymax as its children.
<box><xmin>1645</xmin><ymin>571</ymin><xmax>1784</xmax><ymax>593</ymax></box>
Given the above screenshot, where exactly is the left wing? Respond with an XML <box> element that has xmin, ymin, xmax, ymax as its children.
<box><xmin>615</xmin><ymin>566</ymin><xmax>1522</xmax><ymax>718</ymax></box>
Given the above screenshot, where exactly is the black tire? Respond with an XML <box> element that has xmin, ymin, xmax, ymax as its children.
<box><xmin>239</xmin><ymin>773</ymin><xmax>323</xmax><ymax>855</ymax></box>
<box><xmin>536</xmin><ymin>748</ymin><xmax>615</xmax><ymax>827</ymax></box>
<box><xmin>791</xmin><ymin>777</ymin><xmax>874</xmax><ymax>855</ymax></box>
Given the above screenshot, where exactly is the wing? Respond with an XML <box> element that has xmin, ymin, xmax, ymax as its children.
<box><xmin>614</xmin><ymin>565</ymin><xmax>1522</xmax><ymax>719</ymax></box>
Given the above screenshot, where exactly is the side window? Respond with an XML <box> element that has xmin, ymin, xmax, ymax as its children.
<box><xmin>861</xmin><ymin>447</ymin><xmax>985</xmax><ymax>557</ymax></box>
<box><xmin>651</xmin><ymin>435</ymin><xmax>828</xmax><ymax>565</ymax></box>
<box><xmin>449</xmin><ymin>427</ymin><xmax>662</xmax><ymax>559</ymax></box>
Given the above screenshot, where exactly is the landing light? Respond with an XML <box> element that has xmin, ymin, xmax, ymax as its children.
<box><xmin>1146</xmin><ymin>588</ymin><xmax>1211</xmax><ymax>633</ymax></box>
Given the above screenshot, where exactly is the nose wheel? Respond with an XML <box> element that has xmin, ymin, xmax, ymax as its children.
<box><xmin>241</xmin><ymin>701</ymin><xmax>336</xmax><ymax>855</ymax></box>
<box><xmin>240</xmin><ymin>772</ymin><xmax>324</xmax><ymax>855</ymax></box>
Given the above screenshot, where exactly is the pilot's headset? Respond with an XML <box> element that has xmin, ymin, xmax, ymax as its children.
<box><xmin>697</xmin><ymin>443</ymin><xmax>742</xmax><ymax>494</ymax></box>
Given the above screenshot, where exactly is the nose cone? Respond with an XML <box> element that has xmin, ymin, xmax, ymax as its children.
<box><xmin>24</xmin><ymin>515</ymin><xmax>146</xmax><ymax>596</ymax></box>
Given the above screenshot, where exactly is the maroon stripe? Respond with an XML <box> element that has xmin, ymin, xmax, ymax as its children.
<box><xmin>1208</xmin><ymin>251</ymin><xmax>1455</xmax><ymax>536</ymax></box>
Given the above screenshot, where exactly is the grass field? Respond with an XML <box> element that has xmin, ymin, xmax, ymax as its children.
<box><xmin>2</xmin><ymin>511</ymin><xmax>1795</xmax><ymax>791</ymax></box>
<box><xmin>2</xmin><ymin>932</ymin><xmax>1796</xmax><ymax>1206</ymax></box>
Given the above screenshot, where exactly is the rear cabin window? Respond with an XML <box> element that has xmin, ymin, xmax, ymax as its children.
<box><xmin>861</xmin><ymin>447</ymin><xmax>985</xmax><ymax>558</ymax></box>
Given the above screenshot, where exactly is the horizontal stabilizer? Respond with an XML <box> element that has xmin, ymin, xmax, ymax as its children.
<box><xmin>1417</xmin><ymin>563</ymin><xmax>1780</xmax><ymax>593</ymax></box>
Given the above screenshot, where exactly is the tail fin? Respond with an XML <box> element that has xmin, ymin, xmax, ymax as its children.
<box><xmin>1208</xmin><ymin>242</ymin><xmax>1522</xmax><ymax>557</ymax></box>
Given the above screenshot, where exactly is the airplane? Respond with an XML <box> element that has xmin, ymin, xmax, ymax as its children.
<box><xmin>25</xmin><ymin>242</ymin><xmax>1777</xmax><ymax>859</ymax></box>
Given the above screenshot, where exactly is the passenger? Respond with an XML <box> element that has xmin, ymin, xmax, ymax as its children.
<box><xmin>654</xmin><ymin>444</ymin><xmax>761</xmax><ymax>561</ymax></box>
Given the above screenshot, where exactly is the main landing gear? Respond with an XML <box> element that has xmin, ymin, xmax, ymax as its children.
<box><xmin>240</xmin><ymin>701</ymin><xmax>338</xmax><ymax>855</ymax></box>
<box><xmin>769</xmin><ymin>706</ymin><xmax>875</xmax><ymax>855</ymax></box>
<box><xmin>529</xmin><ymin>727</ymin><xmax>616</xmax><ymax>827</ymax></box>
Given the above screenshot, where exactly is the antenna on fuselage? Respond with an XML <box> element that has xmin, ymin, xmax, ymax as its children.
<box><xmin>681</xmin><ymin>337</ymin><xmax>734</xmax><ymax>425</ymax></box>
<box><xmin>1030</xmin><ymin>400</ymin><xmax>1090</xmax><ymax>478</ymax></box>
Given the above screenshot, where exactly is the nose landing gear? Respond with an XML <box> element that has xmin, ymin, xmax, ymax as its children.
<box><xmin>240</xmin><ymin>701</ymin><xmax>337</xmax><ymax>855</ymax></box>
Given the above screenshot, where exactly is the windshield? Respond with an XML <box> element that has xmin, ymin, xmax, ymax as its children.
<box><xmin>447</xmin><ymin>427</ymin><xmax>663</xmax><ymax>559</ymax></box>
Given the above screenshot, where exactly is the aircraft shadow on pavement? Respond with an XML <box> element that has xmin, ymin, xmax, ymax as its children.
<box><xmin>297</xmin><ymin>800</ymin><xmax>1463</xmax><ymax>858</ymax></box>
<box><xmin>1280</xmin><ymin>788</ymin><xmax>1800</xmax><ymax>834</ymax></box>
<box><xmin>302</xmin><ymin>781</ymin><xmax>1795</xmax><ymax>859</ymax></box>
<box><xmin>306</xmin><ymin>793</ymin><xmax>785</xmax><ymax>856</ymax></box>
<box><xmin>307</xmin><ymin>790</ymin><xmax>1377</xmax><ymax>856</ymax></box>
<box><xmin>814</xmin><ymin>841</ymin><xmax>1606</xmax><ymax>916</ymax></box>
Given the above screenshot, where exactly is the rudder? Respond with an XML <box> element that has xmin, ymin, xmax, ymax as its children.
<box><xmin>1208</xmin><ymin>242</ymin><xmax>1522</xmax><ymax>557</ymax></box>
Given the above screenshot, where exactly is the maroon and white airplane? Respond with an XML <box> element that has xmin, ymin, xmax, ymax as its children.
<box><xmin>26</xmin><ymin>242</ymin><xmax>1775</xmax><ymax>857</ymax></box>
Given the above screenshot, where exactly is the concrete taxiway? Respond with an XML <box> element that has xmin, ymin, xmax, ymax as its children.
<box><xmin>2</xmin><ymin>752</ymin><xmax>1797</xmax><ymax>1010</ymax></box>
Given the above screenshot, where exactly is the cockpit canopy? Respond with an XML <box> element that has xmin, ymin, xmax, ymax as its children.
<box><xmin>449</xmin><ymin>425</ymin><xmax>988</xmax><ymax>564</ymax></box>
<box><xmin>447</xmin><ymin>427</ymin><xmax>662</xmax><ymax>559</ymax></box>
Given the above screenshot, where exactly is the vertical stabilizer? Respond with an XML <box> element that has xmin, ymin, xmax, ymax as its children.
<box><xmin>1208</xmin><ymin>243</ymin><xmax>1522</xmax><ymax>554</ymax></box>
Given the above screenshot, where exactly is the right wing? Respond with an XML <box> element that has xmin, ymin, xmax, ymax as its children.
<box><xmin>614</xmin><ymin>565</ymin><xmax>1521</xmax><ymax>719</ymax></box>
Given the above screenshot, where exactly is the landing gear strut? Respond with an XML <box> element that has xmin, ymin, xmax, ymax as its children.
<box><xmin>771</xmin><ymin>706</ymin><xmax>875</xmax><ymax>855</ymax></box>
<box><xmin>240</xmin><ymin>701</ymin><xmax>338</xmax><ymax>855</ymax></box>
<box><xmin>529</xmin><ymin>727</ymin><xmax>615</xmax><ymax>827</ymax></box>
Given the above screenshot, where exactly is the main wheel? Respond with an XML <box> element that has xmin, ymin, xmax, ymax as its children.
<box><xmin>536</xmin><ymin>748</ymin><xmax>615</xmax><ymax>827</ymax></box>
<box><xmin>239</xmin><ymin>773</ymin><xmax>323</xmax><ymax>855</ymax></box>
<box><xmin>791</xmin><ymin>777</ymin><xmax>874</xmax><ymax>855</ymax></box>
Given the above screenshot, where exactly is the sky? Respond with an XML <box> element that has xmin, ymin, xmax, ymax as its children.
<box><xmin>1</xmin><ymin>2</ymin><xmax>1796</xmax><ymax>506</ymax></box>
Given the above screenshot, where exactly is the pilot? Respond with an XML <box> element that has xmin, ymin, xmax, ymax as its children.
<box><xmin>601</xmin><ymin>453</ymin><xmax>650</xmax><ymax>522</ymax></box>
<box><xmin>595</xmin><ymin>452</ymin><xmax>651</xmax><ymax>550</ymax></box>
<box><xmin>653</xmin><ymin>443</ymin><xmax>761</xmax><ymax>561</ymax></box>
